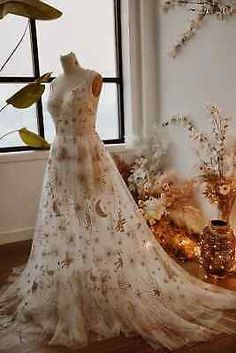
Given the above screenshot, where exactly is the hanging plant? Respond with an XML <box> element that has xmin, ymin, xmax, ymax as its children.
<box><xmin>0</xmin><ymin>72</ymin><xmax>53</xmax><ymax>149</ymax></box>
<box><xmin>19</xmin><ymin>127</ymin><xmax>50</xmax><ymax>148</ymax></box>
<box><xmin>161</xmin><ymin>0</ymin><xmax>235</xmax><ymax>58</ymax></box>
<box><xmin>0</xmin><ymin>0</ymin><xmax>62</xmax><ymax>20</ymax></box>
<box><xmin>5</xmin><ymin>72</ymin><xmax>52</xmax><ymax>109</ymax></box>
<box><xmin>0</xmin><ymin>1</ymin><xmax>62</xmax><ymax>148</ymax></box>
<box><xmin>0</xmin><ymin>127</ymin><xmax>50</xmax><ymax>149</ymax></box>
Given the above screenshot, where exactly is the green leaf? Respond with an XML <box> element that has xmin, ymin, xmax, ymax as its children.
<box><xmin>6</xmin><ymin>83</ymin><xmax>45</xmax><ymax>109</ymax></box>
<box><xmin>19</xmin><ymin>128</ymin><xmax>50</xmax><ymax>148</ymax></box>
<box><xmin>36</xmin><ymin>71</ymin><xmax>53</xmax><ymax>83</ymax></box>
<box><xmin>6</xmin><ymin>72</ymin><xmax>51</xmax><ymax>109</ymax></box>
<box><xmin>0</xmin><ymin>0</ymin><xmax>62</xmax><ymax>20</ymax></box>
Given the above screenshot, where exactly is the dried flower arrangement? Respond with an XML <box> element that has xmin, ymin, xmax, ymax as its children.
<box><xmin>163</xmin><ymin>105</ymin><xmax>236</xmax><ymax>222</ymax></box>
<box><xmin>161</xmin><ymin>0</ymin><xmax>235</xmax><ymax>57</ymax></box>
<box><xmin>113</xmin><ymin>131</ymin><xmax>202</xmax><ymax>261</ymax></box>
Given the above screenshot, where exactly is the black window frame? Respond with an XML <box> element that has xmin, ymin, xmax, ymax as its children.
<box><xmin>0</xmin><ymin>0</ymin><xmax>125</xmax><ymax>153</ymax></box>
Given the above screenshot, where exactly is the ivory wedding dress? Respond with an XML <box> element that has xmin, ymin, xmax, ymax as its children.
<box><xmin>1</xmin><ymin>68</ymin><xmax>236</xmax><ymax>351</ymax></box>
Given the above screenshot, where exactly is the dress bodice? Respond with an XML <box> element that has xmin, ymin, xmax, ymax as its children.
<box><xmin>47</xmin><ymin>70</ymin><xmax>100</xmax><ymax>137</ymax></box>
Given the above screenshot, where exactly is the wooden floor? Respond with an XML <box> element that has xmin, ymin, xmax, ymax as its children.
<box><xmin>1</xmin><ymin>241</ymin><xmax>236</xmax><ymax>353</ymax></box>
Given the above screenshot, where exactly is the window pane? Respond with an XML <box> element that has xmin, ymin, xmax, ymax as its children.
<box><xmin>42</xmin><ymin>84</ymin><xmax>55</xmax><ymax>143</ymax></box>
<box><xmin>0</xmin><ymin>16</ymin><xmax>33</xmax><ymax>76</ymax></box>
<box><xmin>0</xmin><ymin>84</ymin><xmax>37</xmax><ymax>148</ymax></box>
<box><xmin>42</xmin><ymin>83</ymin><xmax>119</xmax><ymax>142</ymax></box>
<box><xmin>97</xmin><ymin>83</ymin><xmax>119</xmax><ymax>140</ymax></box>
<box><xmin>37</xmin><ymin>0</ymin><xmax>117</xmax><ymax>77</ymax></box>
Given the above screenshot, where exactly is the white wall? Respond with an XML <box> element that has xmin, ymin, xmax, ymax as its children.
<box><xmin>0</xmin><ymin>152</ymin><xmax>47</xmax><ymax>244</ymax></box>
<box><xmin>158</xmin><ymin>6</ymin><xmax>236</xmax><ymax>220</ymax></box>
<box><xmin>159</xmin><ymin>7</ymin><xmax>236</xmax><ymax>175</ymax></box>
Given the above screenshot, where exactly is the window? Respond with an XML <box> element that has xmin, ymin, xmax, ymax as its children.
<box><xmin>0</xmin><ymin>0</ymin><xmax>124</xmax><ymax>152</ymax></box>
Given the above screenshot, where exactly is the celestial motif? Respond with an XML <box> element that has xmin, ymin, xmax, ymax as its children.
<box><xmin>57</xmin><ymin>147</ymin><xmax>70</xmax><ymax>161</ymax></box>
<box><xmin>95</xmin><ymin>199</ymin><xmax>108</xmax><ymax>218</ymax></box>
<box><xmin>60</xmin><ymin>253</ymin><xmax>74</xmax><ymax>268</ymax></box>
<box><xmin>114</xmin><ymin>253</ymin><xmax>124</xmax><ymax>270</ymax></box>
<box><xmin>115</xmin><ymin>209</ymin><xmax>126</xmax><ymax>232</ymax></box>
<box><xmin>118</xmin><ymin>279</ymin><xmax>131</xmax><ymax>291</ymax></box>
<box><xmin>32</xmin><ymin>281</ymin><xmax>38</xmax><ymax>293</ymax></box>
<box><xmin>52</xmin><ymin>200</ymin><xmax>60</xmax><ymax>217</ymax></box>
<box><xmin>153</xmin><ymin>288</ymin><xmax>161</xmax><ymax>297</ymax></box>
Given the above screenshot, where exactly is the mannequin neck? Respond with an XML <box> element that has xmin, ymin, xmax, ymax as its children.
<box><xmin>60</xmin><ymin>52</ymin><xmax>82</xmax><ymax>75</ymax></box>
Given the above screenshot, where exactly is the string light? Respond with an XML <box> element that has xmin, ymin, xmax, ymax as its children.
<box><xmin>200</xmin><ymin>220</ymin><xmax>236</xmax><ymax>277</ymax></box>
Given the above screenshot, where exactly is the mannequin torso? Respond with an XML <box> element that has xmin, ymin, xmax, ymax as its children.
<box><xmin>51</xmin><ymin>52</ymin><xmax>102</xmax><ymax>100</ymax></box>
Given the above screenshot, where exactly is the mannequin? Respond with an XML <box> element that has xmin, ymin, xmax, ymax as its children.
<box><xmin>52</xmin><ymin>52</ymin><xmax>103</xmax><ymax>99</ymax></box>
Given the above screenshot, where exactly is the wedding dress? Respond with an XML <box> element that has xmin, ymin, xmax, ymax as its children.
<box><xmin>1</xmin><ymin>65</ymin><xmax>236</xmax><ymax>352</ymax></box>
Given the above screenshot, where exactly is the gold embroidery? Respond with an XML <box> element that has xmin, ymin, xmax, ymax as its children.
<box><xmin>90</xmin><ymin>272</ymin><xmax>97</xmax><ymax>282</ymax></box>
<box><xmin>95</xmin><ymin>199</ymin><xmax>108</xmax><ymax>218</ymax></box>
<box><xmin>115</xmin><ymin>210</ymin><xmax>126</xmax><ymax>232</ymax></box>
<box><xmin>32</xmin><ymin>281</ymin><xmax>38</xmax><ymax>293</ymax></box>
<box><xmin>118</xmin><ymin>280</ymin><xmax>131</xmax><ymax>291</ymax></box>
<box><xmin>153</xmin><ymin>288</ymin><xmax>161</xmax><ymax>296</ymax></box>
<box><xmin>47</xmin><ymin>270</ymin><xmax>54</xmax><ymax>276</ymax></box>
<box><xmin>61</xmin><ymin>253</ymin><xmax>73</xmax><ymax>268</ymax></box>
<box><xmin>114</xmin><ymin>253</ymin><xmax>123</xmax><ymax>270</ymax></box>
<box><xmin>52</xmin><ymin>200</ymin><xmax>60</xmax><ymax>217</ymax></box>
<box><xmin>85</xmin><ymin>212</ymin><xmax>93</xmax><ymax>230</ymax></box>
<box><xmin>75</xmin><ymin>203</ymin><xmax>82</xmax><ymax>213</ymax></box>
<box><xmin>57</xmin><ymin>147</ymin><xmax>70</xmax><ymax>161</ymax></box>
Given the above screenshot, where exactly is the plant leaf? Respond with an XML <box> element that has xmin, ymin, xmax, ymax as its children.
<box><xmin>0</xmin><ymin>0</ymin><xmax>62</xmax><ymax>20</ymax></box>
<box><xmin>36</xmin><ymin>71</ymin><xmax>52</xmax><ymax>83</ymax></box>
<box><xmin>5</xmin><ymin>72</ymin><xmax>51</xmax><ymax>109</ymax></box>
<box><xmin>6</xmin><ymin>83</ymin><xmax>45</xmax><ymax>109</ymax></box>
<box><xmin>19</xmin><ymin>128</ymin><xmax>50</xmax><ymax>148</ymax></box>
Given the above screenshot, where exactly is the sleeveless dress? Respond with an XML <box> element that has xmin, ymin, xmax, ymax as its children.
<box><xmin>1</xmin><ymin>69</ymin><xmax>236</xmax><ymax>351</ymax></box>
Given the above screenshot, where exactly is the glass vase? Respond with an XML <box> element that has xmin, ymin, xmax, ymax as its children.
<box><xmin>200</xmin><ymin>220</ymin><xmax>236</xmax><ymax>278</ymax></box>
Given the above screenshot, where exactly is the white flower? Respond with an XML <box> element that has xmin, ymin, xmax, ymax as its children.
<box><xmin>142</xmin><ymin>197</ymin><xmax>165</xmax><ymax>222</ymax></box>
<box><xmin>218</xmin><ymin>184</ymin><xmax>231</xmax><ymax>195</ymax></box>
<box><xmin>131</xmin><ymin>168</ymin><xmax>147</xmax><ymax>182</ymax></box>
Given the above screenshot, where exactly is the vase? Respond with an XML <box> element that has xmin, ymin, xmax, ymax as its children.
<box><xmin>200</xmin><ymin>220</ymin><xmax>236</xmax><ymax>278</ymax></box>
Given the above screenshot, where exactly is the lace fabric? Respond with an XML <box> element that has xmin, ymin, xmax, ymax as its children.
<box><xmin>0</xmin><ymin>69</ymin><xmax>236</xmax><ymax>351</ymax></box>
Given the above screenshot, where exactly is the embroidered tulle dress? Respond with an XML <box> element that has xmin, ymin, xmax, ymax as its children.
<box><xmin>1</xmin><ymin>69</ymin><xmax>236</xmax><ymax>351</ymax></box>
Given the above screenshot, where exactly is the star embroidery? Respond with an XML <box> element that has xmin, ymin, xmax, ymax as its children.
<box><xmin>115</xmin><ymin>210</ymin><xmax>126</xmax><ymax>232</ymax></box>
<box><xmin>61</xmin><ymin>253</ymin><xmax>73</xmax><ymax>268</ymax></box>
<box><xmin>153</xmin><ymin>288</ymin><xmax>161</xmax><ymax>296</ymax></box>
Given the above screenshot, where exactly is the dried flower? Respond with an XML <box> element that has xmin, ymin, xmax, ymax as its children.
<box><xmin>164</xmin><ymin>105</ymin><xmax>236</xmax><ymax>222</ymax></box>
<box><xmin>162</xmin><ymin>1</ymin><xmax>234</xmax><ymax>57</ymax></box>
<box><xmin>218</xmin><ymin>184</ymin><xmax>231</xmax><ymax>196</ymax></box>
<box><xmin>113</xmin><ymin>138</ymin><xmax>202</xmax><ymax>262</ymax></box>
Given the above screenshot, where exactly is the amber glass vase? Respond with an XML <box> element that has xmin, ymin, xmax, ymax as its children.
<box><xmin>200</xmin><ymin>220</ymin><xmax>236</xmax><ymax>278</ymax></box>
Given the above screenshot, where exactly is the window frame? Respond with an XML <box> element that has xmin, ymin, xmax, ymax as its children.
<box><xmin>0</xmin><ymin>0</ymin><xmax>125</xmax><ymax>153</ymax></box>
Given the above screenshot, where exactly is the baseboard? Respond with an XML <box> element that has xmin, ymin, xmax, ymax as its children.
<box><xmin>0</xmin><ymin>228</ymin><xmax>33</xmax><ymax>245</ymax></box>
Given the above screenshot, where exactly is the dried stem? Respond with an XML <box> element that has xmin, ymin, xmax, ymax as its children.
<box><xmin>0</xmin><ymin>104</ymin><xmax>8</xmax><ymax>114</ymax></box>
<box><xmin>0</xmin><ymin>20</ymin><xmax>29</xmax><ymax>74</ymax></box>
<box><xmin>0</xmin><ymin>130</ymin><xmax>18</xmax><ymax>141</ymax></box>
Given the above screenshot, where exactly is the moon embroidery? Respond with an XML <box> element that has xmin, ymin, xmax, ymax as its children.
<box><xmin>95</xmin><ymin>199</ymin><xmax>108</xmax><ymax>218</ymax></box>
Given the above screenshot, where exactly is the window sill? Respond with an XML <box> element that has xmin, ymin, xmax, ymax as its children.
<box><xmin>0</xmin><ymin>143</ymin><xmax>132</xmax><ymax>164</ymax></box>
<box><xmin>0</xmin><ymin>150</ymin><xmax>49</xmax><ymax>164</ymax></box>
